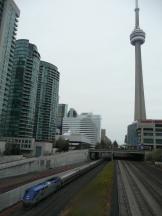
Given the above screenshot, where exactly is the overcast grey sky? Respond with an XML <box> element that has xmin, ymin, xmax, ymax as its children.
<box><xmin>14</xmin><ymin>0</ymin><xmax>162</xmax><ymax>144</ymax></box>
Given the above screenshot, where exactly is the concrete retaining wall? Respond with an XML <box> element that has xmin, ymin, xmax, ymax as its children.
<box><xmin>0</xmin><ymin>150</ymin><xmax>89</xmax><ymax>179</ymax></box>
<box><xmin>0</xmin><ymin>155</ymin><xmax>24</xmax><ymax>164</ymax></box>
<box><xmin>0</xmin><ymin>141</ymin><xmax>6</xmax><ymax>154</ymax></box>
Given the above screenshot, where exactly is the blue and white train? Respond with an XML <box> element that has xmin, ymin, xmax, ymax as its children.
<box><xmin>22</xmin><ymin>160</ymin><xmax>103</xmax><ymax>207</ymax></box>
<box><xmin>22</xmin><ymin>176</ymin><xmax>62</xmax><ymax>207</ymax></box>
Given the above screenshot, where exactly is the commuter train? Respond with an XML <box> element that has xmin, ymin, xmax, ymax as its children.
<box><xmin>22</xmin><ymin>160</ymin><xmax>102</xmax><ymax>207</ymax></box>
<box><xmin>22</xmin><ymin>176</ymin><xmax>62</xmax><ymax>207</ymax></box>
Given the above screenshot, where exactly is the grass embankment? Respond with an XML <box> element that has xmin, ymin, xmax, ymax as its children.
<box><xmin>145</xmin><ymin>149</ymin><xmax>162</xmax><ymax>162</ymax></box>
<box><xmin>60</xmin><ymin>161</ymin><xmax>114</xmax><ymax>216</ymax></box>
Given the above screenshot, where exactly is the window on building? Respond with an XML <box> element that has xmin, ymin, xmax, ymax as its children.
<box><xmin>143</xmin><ymin>128</ymin><xmax>153</xmax><ymax>131</ymax></box>
<box><xmin>143</xmin><ymin>139</ymin><xmax>153</xmax><ymax>144</ymax></box>
<box><xmin>155</xmin><ymin>124</ymin><xmax>162</xmax><ymax>128</ymax></box>
<box><xmin>155</xmin><ymin>129</ymin><xmax>162</xmax><ymax>132</ymax></box>
<box><xmin>156</xmin><ymin>139</ymin><xmax>162</xmax><ymax>144</ymax></box>
<box><xmin>156</xmin><ymin>133</ymin><xmax>162</xmax><ymax>136</ymax></box>
<box><xmin>144</xmin><ymin>133</ymin><xmax>153</xmax><ymax>136</ymax></box>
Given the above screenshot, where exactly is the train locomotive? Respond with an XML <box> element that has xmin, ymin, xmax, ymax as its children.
<box><xmin>22</xmin><ymin>176</ymin><xmax>62</xmax><ymax>207</ymax></box>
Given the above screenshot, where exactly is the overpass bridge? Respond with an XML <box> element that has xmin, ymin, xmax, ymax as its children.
<box><xmin>89</xmin><ymin>149</ymin><xmax>145</xmax><ymax>160</ymax></box>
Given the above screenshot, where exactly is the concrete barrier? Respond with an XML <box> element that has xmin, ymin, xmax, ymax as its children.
<box><xmin>0</xmin><ymin>150</ymin><xmax>89</xmax><ymax>179</ymax></box>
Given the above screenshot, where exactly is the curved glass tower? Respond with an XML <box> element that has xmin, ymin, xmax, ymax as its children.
<box><xmin>34</xmin><ymin>61</ymin><xmax>60</xmax><ymax>141</ymax></box>
<box><xmin>5</xmin><ymin>39</ymin><xmax>40</xmax><ymax>138</ymax></box>
<box><xmin>130</xmin><ymin>0</ymin><xmax>146</xmax><ymax>121</ymax></box>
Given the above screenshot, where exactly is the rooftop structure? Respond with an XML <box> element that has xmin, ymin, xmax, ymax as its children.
<box><xmin>67</xmin><ymin>108</ymin><xmax>78</xmax><ymax>118</ymax></box>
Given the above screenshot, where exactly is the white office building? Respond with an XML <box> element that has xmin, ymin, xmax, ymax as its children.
<box><xmin>62</xmin><ymin>112</ymin><xmax>101</xmax><ymax>146</ymax></box>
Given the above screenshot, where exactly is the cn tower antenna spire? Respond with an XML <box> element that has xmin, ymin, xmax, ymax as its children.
<box><xmin>135</xmin><ymin>0</ymin><xmax>140</xmax><ymax>28</ymax></box>
<box><xmin>136</xmin><ymin>0</ymin><xmax>138</xmax><ymax>8</ymax></box>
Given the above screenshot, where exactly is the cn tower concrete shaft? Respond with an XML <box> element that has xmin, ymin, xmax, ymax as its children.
<box><xmin>130</xmin><ymin>0</ymin><xmax>146</xmax><ymax>121</ymax></box>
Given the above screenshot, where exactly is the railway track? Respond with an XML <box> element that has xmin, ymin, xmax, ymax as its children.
<box><xmin>0</xmin><ymin>161</ymin><xmax>107</xmax><ymax>216</ymax></box>
<box><xmin>0</xmin><ymin>162</ymin><xmax>88</xmax><ymax>194</ymax></box>
<box><xmin>117</xmin><ymin>160</ymin><xmax>162</xmax><ymax>216</ymax></box>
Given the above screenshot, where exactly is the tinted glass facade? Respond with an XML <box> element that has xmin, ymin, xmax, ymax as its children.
<box><xmin>34</xmin><ymin>61</ymin><xmax>59</xmax><ymax>141</ymax></box>
<box><xmin>56</xmin><ymin>104</ymin><xmax>68</xmax><ymax>134</ymax></box>
<box><xmin>0</xmin><ymin>0</ymin><xmax>5</xmax><ymax>25</ymax></box>
<box><xmin>0</xmin><ymin>0</ymin><xmax>20</xmax><ymax>136</ymax></box>
<box><xmin>4</xmin><ymin>39</ymin><xmax>40</xmax><ymax>138</ymax></box>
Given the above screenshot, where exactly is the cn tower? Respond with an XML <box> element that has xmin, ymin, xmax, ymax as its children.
<box><xmin>130</xmin><ymin>0</ymin><xmax>146</xmax><ymax>121</ymax></box>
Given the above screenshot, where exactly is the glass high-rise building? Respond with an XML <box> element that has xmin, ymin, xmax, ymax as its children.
<box><xmin>5</xmin><ymin>39</ymin><xmax>40</xmax><ymax>138</ymax></box>
<box><xmin>34</xmin><ymin>61</ymin><xmax>60</xmax><ymax>141</ymax></box>
<box><xmin>56</xmin><ymin>104</ymin><xmax>68</xmax><ymax>134</ymax></box>
<box><xmin>0</xmin><ymin>0</ymin><xmax>20</xmax><ymax>136</ymax></box>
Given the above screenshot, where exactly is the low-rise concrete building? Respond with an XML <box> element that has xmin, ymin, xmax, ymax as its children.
<box><xmin>127</xmin><ymin>120</ymin><xmax>162</xmax><ymax>149</ymax></box>
<box><xmin>2</xmin><ymin>138</ymin><xmax>53</xmax><ymax>156</ymax></box>
<box><xmin>4</xmin><ymin>137</ymin><xmax>35</xmax><ymax>156</ymax></box>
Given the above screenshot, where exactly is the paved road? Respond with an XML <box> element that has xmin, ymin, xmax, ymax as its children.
<box><xmin>0</xmin><ymin>161</ymin><xmax>107</xmax><ymax>216</ymax></box>
<box><xmin>117</xmin><ymin>160</ymin><xmax>162</xmax><ymax>216</ymax></box>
